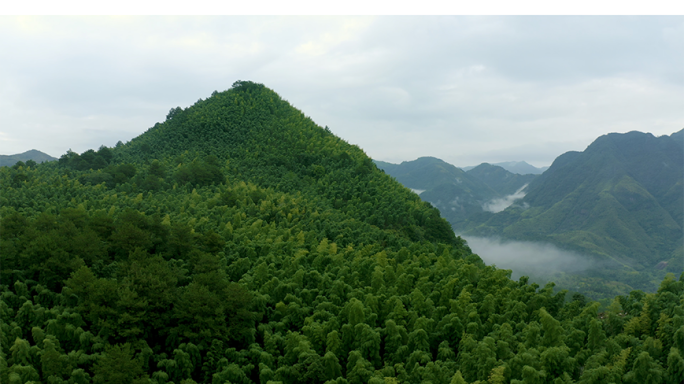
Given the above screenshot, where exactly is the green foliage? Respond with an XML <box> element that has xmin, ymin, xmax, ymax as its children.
<box><xmin>92</xmin><ymin>343</ymin><xmax>149</xmax><ymax>384</ymax></box>
<box><xmin>175</xmin><ymin>156</ymin><xmax>225</xmax><ymax>187</ymax></box>
<box><xmin>0</xmin><ymin>83</ymin><xmax>681</xmax><ymax>384</ymax></box>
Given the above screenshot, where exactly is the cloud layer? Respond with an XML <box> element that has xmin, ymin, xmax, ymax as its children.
<box><xmin>1</xmin><ymin>16</ymin><xmax>682</xmax><ymax>166</ymax></box>
<box><xmin>461</xmin><ymin>235</ymin><xmax>595</xmax><ymax>281</ymax></box>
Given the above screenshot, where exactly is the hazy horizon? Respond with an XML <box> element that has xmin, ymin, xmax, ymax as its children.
<box><xmin>2</xmin><ymin>16</ymin><xmax>682</xmax><ymax>168</ymax></box>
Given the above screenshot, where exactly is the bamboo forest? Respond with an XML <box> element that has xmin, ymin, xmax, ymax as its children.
<box><xmin>1</xmin><ymin>81</ymin><xmax>682</xmax><ymax>384</ymax></box>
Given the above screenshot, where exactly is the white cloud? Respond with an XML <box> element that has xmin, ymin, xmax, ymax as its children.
<box><xmin>482</xmin><ymin>184</ymin><xmax>528</xmax><ymax>213</ymax></box>
<box><xmin>1</xmin><ymin>16</ymin><xmax>682</xmax><ymax>165</ymax></box>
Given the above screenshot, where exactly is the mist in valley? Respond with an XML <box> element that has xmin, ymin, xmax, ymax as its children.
<box><xmin>460</xmin><ymin>235</ymin><xmax>596</xmax><ymax>285</ymax></box>
<box><xmin>482</xmin><ymin>184</ymin><xmax>528</xmax><ymax>213</ymax></box>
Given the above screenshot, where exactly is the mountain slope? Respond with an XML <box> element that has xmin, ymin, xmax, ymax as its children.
<box><xmin>466</xmin><ymin>130</ymin><xmax>684</xmax><ymax>291</ymax></box>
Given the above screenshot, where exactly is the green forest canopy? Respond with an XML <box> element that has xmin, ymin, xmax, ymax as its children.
<box><xmin>1</xmin><ymin>81</ymin><xmax>682</xmax><ymax>384</ymax></box>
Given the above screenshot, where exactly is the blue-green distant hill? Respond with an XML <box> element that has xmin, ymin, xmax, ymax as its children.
<box><xmin>462</xmin><ymin>160</ymin><xmax>548</xmax><ymax>175</ymax></box>
<box><xmin>374</xmin><ymin>157</ymin><xmax>535</xmax><ymax>230</ymax></box>
<box><xmin>0</xmin><ymin>149</ymin><xmax>56</xmax><ymax>167</ymax></box>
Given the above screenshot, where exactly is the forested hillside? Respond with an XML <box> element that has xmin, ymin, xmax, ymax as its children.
<box><xmin>465</xmin><ymin>130</ymin><xmax>684</xmax><ymax>297</ymax></box>
<box><xmin>1</xmin><ymin>82</ymin><xmax>683</xmax><ymax>383</ymax></box>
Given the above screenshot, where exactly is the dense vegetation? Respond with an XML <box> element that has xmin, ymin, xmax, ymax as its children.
<box><xmin>1</xmin><ymin>81</ymin><xmax>683</xmax><ymax>383</ymax></box>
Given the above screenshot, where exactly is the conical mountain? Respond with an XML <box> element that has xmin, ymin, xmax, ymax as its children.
<box><xmin>112</xmin><ymin>81</ymin><xmax>457</xmax><ymax>245</ymax></box>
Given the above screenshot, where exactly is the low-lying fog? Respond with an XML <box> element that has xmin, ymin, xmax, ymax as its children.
<box><xmin>460</xmin><ymin>235</ymin><xmax>595</xmax><ymax>281</ymax></box>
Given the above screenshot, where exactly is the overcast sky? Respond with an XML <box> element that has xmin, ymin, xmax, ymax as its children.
<box><xmin>1</xmin><ymin>16</ymin><xmax>682</xmax><ymax>167</ymax></box>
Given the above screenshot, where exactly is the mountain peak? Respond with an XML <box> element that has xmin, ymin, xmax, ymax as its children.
<box><xmin>463</xmin><ymin>161</ymin><xmax>547</xmax><ymax>175</ymax></box>
<box><xmin>0</xmin><ymin>149</ymin><xmax>57</xmax><ymax>167</ymax></box>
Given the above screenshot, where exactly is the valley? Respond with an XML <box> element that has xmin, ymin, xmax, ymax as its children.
<box><xmin>377</xmin><ymin>130</ymin><xmax>683</xmax><ymax>300</ymax></box>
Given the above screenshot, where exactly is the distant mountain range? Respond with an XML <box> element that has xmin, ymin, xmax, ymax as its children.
<box><xmin>0</xmin><ymin>149</ymin><xmax>56</xmax><ymax>167</ymax></box>
<box><xmin>462</xmin><ymin>160</ymin><xmax>548</xmax><ymax>175</ymax></box>
<box><xmin>465</xmin><ymin>130</ymin><xmax>683</xmax><ymax>280</ymax></box>
<box><xmin>374</xmin><ymin>157</ymin><xmax>536</xmax><ymax>230</ymax></box>
<box><xmin>376</xmin><ymin>129</ymin><xmax>683</xmax><ymax>296</ymax></box>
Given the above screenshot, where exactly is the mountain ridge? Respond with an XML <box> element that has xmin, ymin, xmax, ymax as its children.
<box><xmin>462</xmin><ymin>160</ymin><xmax>548</xmax><ymax>175</ymax></box>
<box><xmin>375</xmin><ymin>157</ymin><xmax>534</xmax><ymax>230</ymax></box>
<box><xmin>465</xmin><ymin>129</ymin><xmax>683</xmax><ymax>293</ymax></box>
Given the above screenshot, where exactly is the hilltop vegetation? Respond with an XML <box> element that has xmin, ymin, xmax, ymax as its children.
<box><xmin>1</xmin><ymin>82</ymin><xmax>683</xmax><ymax>383</ymax></box>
